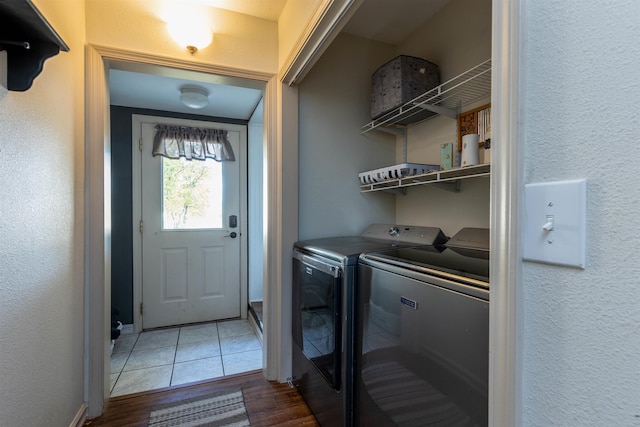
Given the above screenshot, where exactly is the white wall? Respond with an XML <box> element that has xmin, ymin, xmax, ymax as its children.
<box><xmin>297</xmin><ymin>33</ymin><xmax>397</xmax><ymax>240</ymax></box>
<box><xmin>521</xmin><ymin>1</ymin><xmax>640</xmax><ymax>425</ymax></box>
<box><xmin>0</xmin><ymin>0</ymin><xmax>86</xmax><ymax>425</ymax></box>
<box><xmin>248</xmin><ymin>99</ymin><xmax>264</xmax><ymax>302</ymax></box>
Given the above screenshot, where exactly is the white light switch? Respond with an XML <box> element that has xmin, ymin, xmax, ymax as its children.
<box><xmin>523</xmin><ymin>179</ymin><xmax>586</xmax><ymax>269</ymax></box>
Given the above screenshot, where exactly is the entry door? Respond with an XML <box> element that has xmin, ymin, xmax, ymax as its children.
<box><xmin>138</xmin><ymin>119</ymin><xmax>243</xmax><ymax>329</ymax></box>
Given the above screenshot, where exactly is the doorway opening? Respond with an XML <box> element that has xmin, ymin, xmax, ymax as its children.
<box><xmin>86</xmin><ymin>50</ymin><xmax>273</xmax><ymax>403</ymax></box>
<box><xmin>109</xmin><ymin>112</ymin><xmax>261</xmax><ymax>396</ymax></box>
<box><xmin>109</xmin><ymin>63</ymin><xmax>265</xmax><ymax>336</ymax></box>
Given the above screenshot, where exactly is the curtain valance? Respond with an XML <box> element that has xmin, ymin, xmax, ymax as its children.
<box><xmin>152</xmin><ymin>125</ymin><xmax>235</xmax><ymax>162</ymax></box>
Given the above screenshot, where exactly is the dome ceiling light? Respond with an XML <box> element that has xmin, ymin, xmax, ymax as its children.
<box><xmin>180</xmin><ymin>86</ymin><xmax>209</xmax><ymax>109</ymax></box>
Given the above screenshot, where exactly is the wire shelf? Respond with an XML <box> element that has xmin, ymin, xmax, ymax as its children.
<box><xmin>361</xmin><ymin>59</ymin><xmax>492</xmax><ymax>133</ymax></box>
<box><xmin>359</xmin><ymin>164</ymin><xmax>490</xmax><ymax>193</ymax></box>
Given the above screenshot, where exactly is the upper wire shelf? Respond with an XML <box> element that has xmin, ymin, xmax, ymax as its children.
<box><xmin>361</xmin><ymin>58</ymin><xmax>492</xmax><ymax>133</ymax></box>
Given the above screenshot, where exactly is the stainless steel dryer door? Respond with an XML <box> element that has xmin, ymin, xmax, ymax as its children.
<box><xmin>292</xmin><ymin>250</ymin><xmax>342</xmax><ymax>390</ymax></box>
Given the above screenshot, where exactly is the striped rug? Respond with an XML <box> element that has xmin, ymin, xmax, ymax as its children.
<box><xmin>148</xmin><ymin>389</ymin><xmax>251</xmax><ymax>427</ymax></box>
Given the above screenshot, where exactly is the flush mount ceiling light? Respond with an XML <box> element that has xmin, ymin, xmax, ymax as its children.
<box><xmin>180</xmin><ymin>86</ymin><xmax>209</xmax><ymax>109</ymax></box>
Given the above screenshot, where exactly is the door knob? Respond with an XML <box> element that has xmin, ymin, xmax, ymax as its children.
<box><xmin>228</xmin><ymin>232</ymin><xmax>237</xmax><ymax>238</ymax></box>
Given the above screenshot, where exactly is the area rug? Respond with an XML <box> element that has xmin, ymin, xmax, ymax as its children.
<box><xmin>148</xmin><ymin>389</ymin><xmax>251</xmax><ymax>427</ymax></box>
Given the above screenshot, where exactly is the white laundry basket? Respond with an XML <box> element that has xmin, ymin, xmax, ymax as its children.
<box><xmin>359</xmin><ymin>163</ymin><xmax>439</xmax><ymax>184</ymax></box>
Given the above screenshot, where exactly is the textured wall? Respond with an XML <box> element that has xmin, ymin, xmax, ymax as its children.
<box><xmin>522</xmin><ymin>1</ymin><xmax>640</xmax><ymax>425</ymax></box>
<box><xmin>0</xmin><ymin>0</ymin><xmax>86</xmax><ymax>425</ymax></box>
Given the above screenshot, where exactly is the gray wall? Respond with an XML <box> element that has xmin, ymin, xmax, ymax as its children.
<box><xmin>394</xmin><ymin>0</ymin><xmax>491</xmax><ymax>236</ymax></box>
<box><xmin>297</xmin><ymin>33</ymin><xmax>397</xmax><ymax>240</ymax></box>
<box><xmin>110</xmin><ymin>106</ymin><xmax>246</xmax><ymax>323</ymax></box>
<box><xmin>297</xmin><ymin>0</ymin><xmax>492</xmax><ymax>240</ymax></box>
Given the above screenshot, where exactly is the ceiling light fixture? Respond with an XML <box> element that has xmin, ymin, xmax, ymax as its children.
<box><xmin>180</xmin><ymin>86</ymin><xmax>209</xmax><ymax>109</ymax></box>
<box><xmin>167</xmin><ymin>15</ymin><xmax>213</xmax><ymax>55</ymax></box>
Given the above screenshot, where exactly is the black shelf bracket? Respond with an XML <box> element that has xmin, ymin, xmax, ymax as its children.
<box><xmin>0</xmin><ymin>0</ymin><xmax>69</xmax><ymax>91</ymax></box>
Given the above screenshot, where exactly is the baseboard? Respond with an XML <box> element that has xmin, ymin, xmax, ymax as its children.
<box><xmin>247</xmin><ymin>314</ymin><xmax>263</xmax><ymax>345</ymax></box>
<box><xmin>69</xmin><ymin>403</ymin><xmax>87</xmax><ymax>427</ymax></box>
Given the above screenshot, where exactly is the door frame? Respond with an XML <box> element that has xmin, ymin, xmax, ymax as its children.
<box><xmin>489</xmin><ymin>1</ymin><xmax>523</xmax><ymax>425</ymax></box>
<box><xmin>131</xmin><ymin>114</ymin><xmax>249</xmax><ymax>333</ymax></box>
<box><xmin>85</xmin><ymin>44</ymin><xmax>278</xmax><ymax>418</ymax></box>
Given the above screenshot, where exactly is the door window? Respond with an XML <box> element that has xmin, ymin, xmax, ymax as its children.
<box><xmin>162</xmin><ymin>157</ymin><xmax>223</xmax><ymax>230</ymax></box>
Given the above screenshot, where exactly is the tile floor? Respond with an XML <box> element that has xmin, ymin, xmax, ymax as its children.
<box><xmin>110</xmin><ymin>319</ymin><xmax>262</xmax><ymax>397</ymax></box>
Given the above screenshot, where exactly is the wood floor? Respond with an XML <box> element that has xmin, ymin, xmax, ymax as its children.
<box><xmin>84</xmin><ymin>370</ymin><xmax>319</xmax><ymax>427</ymax></box>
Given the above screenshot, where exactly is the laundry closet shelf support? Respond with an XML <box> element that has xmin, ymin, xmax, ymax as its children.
<box><xmin>412</xmin><ymin>102</ymin><xmax>459</xmax><ymax>119</ymax></box>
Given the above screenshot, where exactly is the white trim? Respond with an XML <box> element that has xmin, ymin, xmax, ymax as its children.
<box><xmin>85</xmin><ymin>44</ymin><xmax>278</xmax><ymax>417</ymax></box>
<box><xmin>85</xmin><ymin>44</ymin><xmax>110</xmax><ymax>419</ymax></box>
<box><xmin>131</xmin><ymin>114</ymin><xmax>249</xmax><ymax>331</ymax></box>
<box><xmin>261</xmin><ymin>76</ymin><xmax>283</xmax><ymax>381</ymax></box>
<box><xmin>490</xmin><ymin>1</ymin><xmax>523</xmax><ymax>426</ymax></box>
<box><xmin>69</xmin><ymin>403</ymin><xmax>87</xmax><ymax>427</ymax></box>
<box><xmin>238</xmin><ymin>125</ymin><xmax>249</xmax><ymax>323</ymax></box>
<box><xmin>280</xmin><ymin>0</ymin><xmax>364</xmax><ymax>86</ymax></box>
<box><xmin>263</xmin><ymin>82</ymin><xmax>299</xmax><ymax>383</ymax></box>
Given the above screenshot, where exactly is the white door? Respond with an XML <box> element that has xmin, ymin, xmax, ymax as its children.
<box><xmin>137</xmin><ymin>118</ymin><xmax>244</xmax><ymax>329</ymax></box>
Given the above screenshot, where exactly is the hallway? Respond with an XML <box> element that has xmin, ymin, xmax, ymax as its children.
<box><xmin>110</xmin><ymin>319</ymin><xmax>262</xmax><ymax>397</ymax></box>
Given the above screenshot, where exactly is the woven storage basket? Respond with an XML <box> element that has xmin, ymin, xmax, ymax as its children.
<box><xmin>370</xmin><ymin>55</ymin><xmax>439</xmax><ymax>119</ymax></box>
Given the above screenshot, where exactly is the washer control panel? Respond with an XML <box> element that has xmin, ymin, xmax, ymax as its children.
<box><xmin>362</xmin><ymin>224</ymin><xmax>447</xmax><ymax>245</ymax></box>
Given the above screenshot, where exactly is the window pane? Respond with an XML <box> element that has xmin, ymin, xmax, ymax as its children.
<box><xmin>162</xmin><ymin>157</ymin><xmax>223</xmax><ymax>229</ymax></box>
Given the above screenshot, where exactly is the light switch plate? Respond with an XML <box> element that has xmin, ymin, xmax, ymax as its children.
<box><xmin>523</xmin><ymin>179</ymin><xmax>587</xmax><ymax>268</ymax></box>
